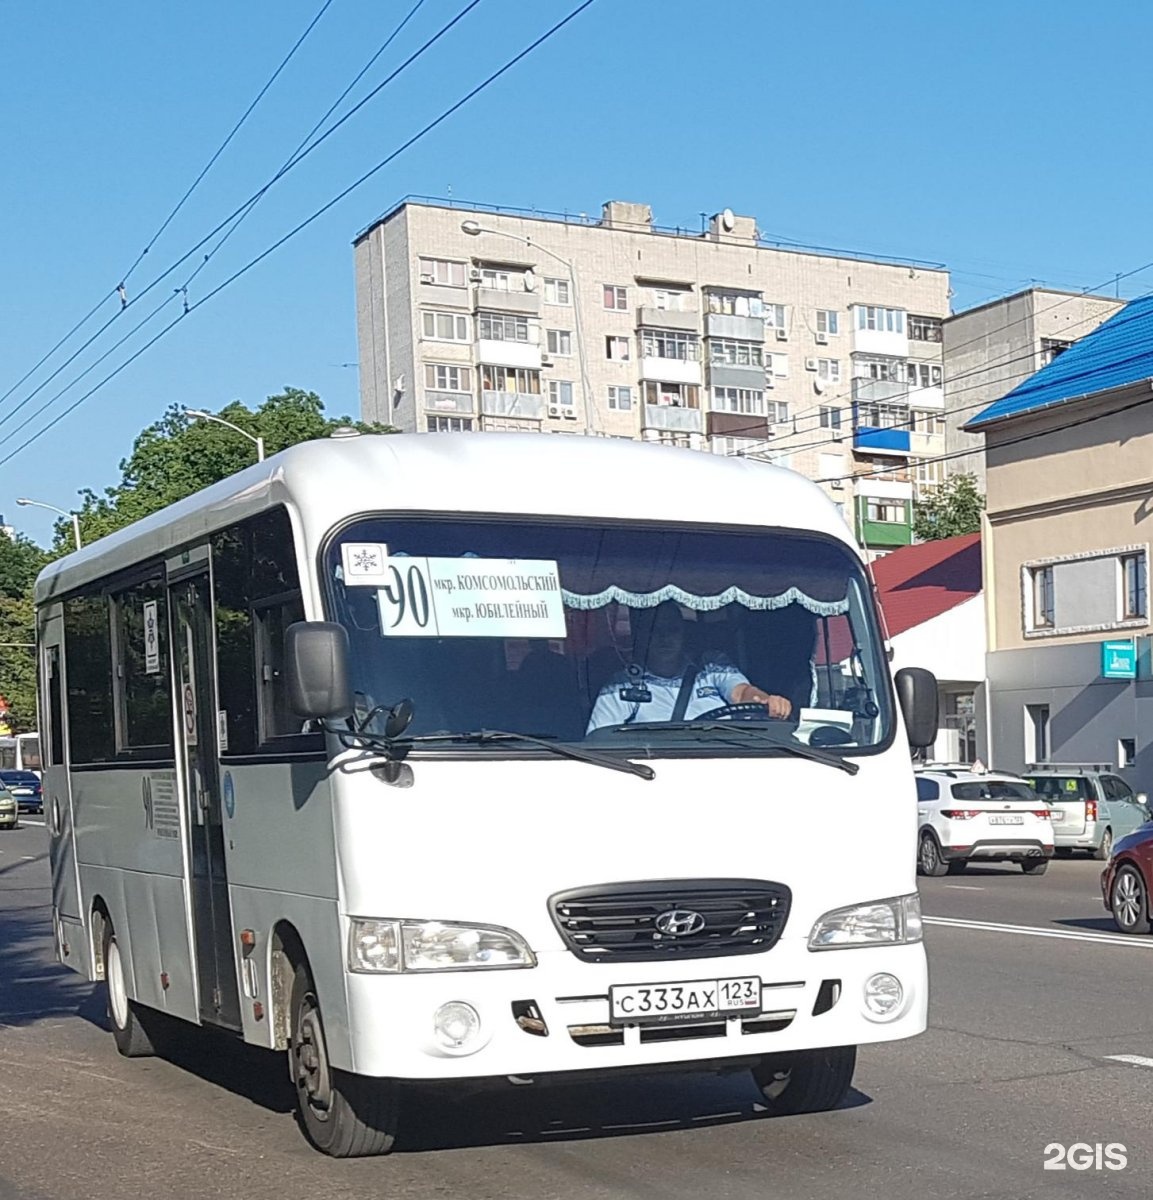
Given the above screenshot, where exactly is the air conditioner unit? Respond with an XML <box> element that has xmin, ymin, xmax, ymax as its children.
<box><xmin>775</xmin><ymin>328</ymin><xmax>788</xmax><ymax>341</ymax></box>
<box><xmin>540</xmin><ymin>355</ymin><xmax>553</xmax><ymax>366</ymax></box>
<box><xmin>804</xmin><ymin>357</ymin><xmax>819</xmax><ymax>371</ymax></box>
<box><xmin>831</xmin><ymin>479</ymin><xmax>844</xmax><ymax>490</ymax></box>
<box><xmin>832</xmin><ymin>430</ymin><xmax>844</xmax><ymax>441</ymax></box>
<box><xmin>815</xmin><ymin>331</ymin><xmax>829</xmax><ymax>345</ymax></box>
<box><xmin>419</xmin><ymin>273</ymin><xmax>434</xmax><ymax>284</ymax></box>
<box><xmin>469</xmin><ymin>268</ymin><xmax>483</xmax><ymax>282</ymax></box>
<box><xmin>562</xmin><ymin>410</ymin><xmax>578</xmax><ymax>420</ymax></box>
<box><xmin>547</xmin><ymin>404</ymin><xmax>562</xmax><ymax>417</ymax></box>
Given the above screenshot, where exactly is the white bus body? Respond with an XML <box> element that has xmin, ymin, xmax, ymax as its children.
<box><xmin>37</xmin><ymin>432</ymin><xmax>936</xmax><ymax>1156</ymax></box>
<box><xmin>0</xmin><ymin>731</ymin><xmax>42</xmax><ymax>776</ymax></box>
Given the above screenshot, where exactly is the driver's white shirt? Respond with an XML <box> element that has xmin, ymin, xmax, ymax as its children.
<box><xmin>587</xmin><ymin>659</ymin><xmax>749</xmax><ymax>732</ymax></box>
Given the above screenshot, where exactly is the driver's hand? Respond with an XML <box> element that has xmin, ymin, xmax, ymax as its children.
<box><xmin>744</xmin><ymin>689</ymin><xmax>792</xmax><ymax>719</ymax></box>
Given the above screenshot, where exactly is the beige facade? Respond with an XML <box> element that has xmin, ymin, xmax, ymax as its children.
<box><xmin>353</xmin><ymin>198</ymin><xmax>950</xmax><ymax>537</ymax></box>
<box><xmin>942</xmin><ymin>289</ymin><xmax>1123</xmax><ymax>489</ymax></box>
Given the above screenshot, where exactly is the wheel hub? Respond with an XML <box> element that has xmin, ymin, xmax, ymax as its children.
<box><xmin>295</xmin><ymin>1001</ymin><xmax>333</xmax><ymax>1115</ymax></box>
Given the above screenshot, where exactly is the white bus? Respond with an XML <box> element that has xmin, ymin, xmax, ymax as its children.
<box><xmin>0</xmin><ymin>731</ymin><xmax>42</xmax><ymax>776</ymax></box>
<box><xmin>38</xmin><ymin>432</ymin><xmax>937</xmax><ymax>1157</ymax></box>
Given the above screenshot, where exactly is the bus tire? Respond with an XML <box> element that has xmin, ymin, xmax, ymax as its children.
<box><xmin>289</xmin><ymin>961</ymin><xmax>398</xmax><ymax>1157</ymax></box>
<box><xmin>103</xmin><ymin>922</ymin><xmax>158</xmax><ymax>1058</ymax></box>
<box><xmin>752</xmin><ymin>1045</ymin><xmax>857</xmax><ymax>1115</ymax></box>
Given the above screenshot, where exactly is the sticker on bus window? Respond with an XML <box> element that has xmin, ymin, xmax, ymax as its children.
<box><xmin>1065</xmin><ymin>779</ymin><xmax>1079</xmax><ymax>791</ymax></box>
<box><xmin>375</xmin><ymin>557</ymin><xmax>565</xmax><ymax>638</ymax></box>
<box><xmin>341</xmin><ymin>543</ymin><xmax>391</xmax><ymax>585</ymax></box>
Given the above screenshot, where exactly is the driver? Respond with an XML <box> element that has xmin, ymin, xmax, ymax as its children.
<box><xmin>586</xmin><ymin>600</ymin><xmax>793</xmax><ymax>732</ymax></box>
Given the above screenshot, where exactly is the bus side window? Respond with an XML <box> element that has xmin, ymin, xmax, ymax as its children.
<box><xmin>255</xmin><ymin>593</ymin><xmax>306</xmax><ymax>741</ymax></box>
<box><xmin>46</xmin><ymin>645</ymin><xmax>65</xmax><ymax>766</ymax></box>
<box><xmin>110</xmin><ymin>575</ymin><xmax>173</xmax><ymax>757</ymax></box>
<box><xmin>63</xmin><ymin>594</ymin><xmax>115</xmax><ymax>764</ymax></box>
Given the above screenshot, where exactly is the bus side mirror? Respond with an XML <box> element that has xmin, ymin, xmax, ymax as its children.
<box><xmin>285</xmin><ymin>622</ymin><xmax>354</xmax><ymax>720</ymax></box>
<box><xmin>895</xmin><ymin>667</ymin><xmax>938</xmax><ymax>750</ymax></box>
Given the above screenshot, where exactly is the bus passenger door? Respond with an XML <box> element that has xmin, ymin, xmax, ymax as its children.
<box><xmin>169</xmin><ymin>565</ymin><xmax>242</xmax><ymax>1031</ymax></box>
<box><xmin>40</xmin><ymin>607</ymin><xmax>81</xmax><ymax>930</ymax></box>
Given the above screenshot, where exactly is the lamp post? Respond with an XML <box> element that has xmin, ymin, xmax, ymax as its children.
<box><xmin>459</xmin><ymin>220</ymin><xmax>597</xmax><ymax>433</ymax></box>
<box><xmin>16</xmin><ymin>497</ymin><xmax>81</xmax><ymax>552</ymax></box>
<box><xmin>185</xmin><ymin>409</ymin><xmax>265</xmax><ymax>462</ymax></box>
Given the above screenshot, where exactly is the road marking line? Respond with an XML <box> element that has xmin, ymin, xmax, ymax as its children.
<box><xmin>1105</xmin><ymin>1055</ymin><xmax>1153</xmax><ymax>1068</ymax></box>
<box><xmin>19</xmin><ymin>819</ymin><xmax>44</xmax><ymax>827</ymax></box>
<box><xmin>943</xmin><ymin>885</ymin><xmax>985</xmax><ymax>890</ymax></box>
<box><xmin>924</xmin><ymin>915</ymin><xmax>1153</xmax><ymax>948</ymax></box>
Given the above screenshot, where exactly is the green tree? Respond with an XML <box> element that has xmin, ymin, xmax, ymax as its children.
<box><xmin>912</xmin><ymin>472</ymin><xmax>985</xmax><ymax>542</ymax></box>
<box><xmin>70</xmin><ymin>388</ymin><xmax>393</xmax><ymax>548</ymax></box>
<box><xmin>0</xmin><ymin>535</ymin><xmax>49</xmax><ymax>733</ymax></box>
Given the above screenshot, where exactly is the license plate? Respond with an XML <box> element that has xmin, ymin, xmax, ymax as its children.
<box><xmin>988</xmin><ymin>814</ymin><xmax>1024</xmax><ymax>825</ymax></box>
<box><xmin>609</xmin><ymin>976</ymin><xmax>761</xmax><ymax>1025</ymax></box>
<box><xmin>1049</xmin><ymin>810</ymin><xmax>1064</xmax><ymax>820</ymax></box>
<box><xmin>12</xmin><ymin>788</ymin><xmax>31</xmax><ymax>796</ymax></box>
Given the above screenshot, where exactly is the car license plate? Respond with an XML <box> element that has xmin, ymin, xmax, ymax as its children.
<box><xmin>1049</xmin><ymin>810</ymin><xmax>1063</xmax><ymax>820</ymax></box>
<box><xmin>12</xmin><ymin>788</ymin><xmax>31</xmax><ymax>796</ymax></box>
<box><xmin>988</xmin><ymin>814</ymin><xmax>1024</xmax><ymax>825</ymax></box>
<box><xmin>609</xmin><ymin>976</ymin><xmax>761</xmax><ymax>1025</ymax></box>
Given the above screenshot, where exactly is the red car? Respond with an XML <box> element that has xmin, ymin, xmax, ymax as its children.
<box><xmin>1101</xmin><ymin>826</ymin><xmax>1153</xmax><ymax>934</ymax></box>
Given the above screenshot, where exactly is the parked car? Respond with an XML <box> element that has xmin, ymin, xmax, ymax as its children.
<box><xmin>915</xmin><ymin>766</ymin><xmax>1055</xmax><ymax>875</ymax></box>
<box><xmin>1101</xmin><ymin>826</ymin><xmax>1153</xmax><ymax>934</ymax></box>
<box><xmin>0</xmin><ymin>769</ymin><xmax>42</xmax><ymax>814</ymax></box>
<box><xmin>1023</xmin><ymin>764</ymin><xmax>1150</xmax><ymax>860</ymax></box>
<box><xmin>0</xmin><ymin>784</ymin><xmax>17</xmax><ymax>829</ymax></box>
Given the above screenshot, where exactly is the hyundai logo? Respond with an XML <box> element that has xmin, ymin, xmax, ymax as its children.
<box><xmin>654</xmin><ymin>909</ymin><xmax>707</xmax><ymax>937</ymax></box>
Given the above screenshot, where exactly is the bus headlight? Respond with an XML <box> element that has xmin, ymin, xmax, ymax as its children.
<box><xmin>808</xmin><ymin>894</ymin><xmax>923</xmax><ymax>950</ymax></box>
<box><xmin>348</xmin><ymin>919</ymin><xmax>536</xmax><ymax>973</ymax></box>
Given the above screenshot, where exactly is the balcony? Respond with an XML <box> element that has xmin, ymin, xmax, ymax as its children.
<box><xmin>476</xmin><ymin>339</ymin><xmax>541</xmax><ymax>369</ymax></box>
<box><xmin>476</xmin><ymin>286</ymin><xmax>541</xmax><ymax>316</ymax></box>
<box><xmin>424</xmin><ymin>390</ymin><xmax>474</xmax><ymax>416</ymax></box>
<box><xmin>852</xmin><ymin>378</ymin><xmax>907</xmax><ymax>405</ymax></box>
<box><xmin>642</xmin><ymin>403</ymin><xmax>703</xmax><ymax>434</ymax></box>
<box><xmin>854</xmin><ymin>426</ymin><xmax>911</xmax><ymax>455</ymax></box>
<box><xmin>910</xmin><ymin>431</ymin><xmax>945</xmax><ymax>457</ymax></box>
<box><xmin>639</xmin><ymin>356</ymin><xmax>702</xmax><ymax>385</ymax></box>
<box><xmin>704</xmin><ymin>313</ymin><xmax>764</xmax><ymax>342</ymax></box>
<box><xmin>637</xmin><ymin>306</ymin><xmax>700</xmax><ymax>332</ymax></box>
<box><xmin>481</xmin><ymin>391</ymin><xmax>544</xmax><ymax>420</ymax></box>
<box><xmin>709</xmin><ymin>362</ymin><xmax>766</xmax><ymax>390</ymax></box>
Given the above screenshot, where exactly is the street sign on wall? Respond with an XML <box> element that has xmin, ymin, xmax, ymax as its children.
<box><xmin>1101</xmin><ymin>639</ymin><xmax>1137</xmax><ymax>679</ymax></box>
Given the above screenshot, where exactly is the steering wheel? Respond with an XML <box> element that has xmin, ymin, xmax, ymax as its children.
<box><xmin>695</xmin><ymin>702</ymin><xmax>788</xmax><ymax>722</ymax></box>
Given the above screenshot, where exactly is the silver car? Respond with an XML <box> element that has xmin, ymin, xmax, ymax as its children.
<box><xmin>1024</xmin><ymin>765</ymin><xmax>1150</xmax><ymax>860</ymax></box>
<box><xmin>0</xmin><ymin>784</ymin><xmax>17</xmax><ymax>829</ymax></box>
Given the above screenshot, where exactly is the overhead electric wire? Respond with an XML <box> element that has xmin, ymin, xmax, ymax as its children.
<box><xmin>0</xmin><ymin>0</ymin><xmax>335</xmax><ymax>413</ymax></box>
<box><xmin>0</xmin><ymin>0</ymin><xmax>480</xmax><ymax>439</ymax></box>
<box><xmin>0</xmin><ymin>0</ymin><xmax>598</xmax><ymax>469</ymax></box>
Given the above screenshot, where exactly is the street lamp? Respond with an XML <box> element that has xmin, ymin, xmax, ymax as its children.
<box><xmin>460</xmin><ymin>220</ymin><xmax>598</xmax><ymax>433</ymax></box>
<box><xmin>185</xmin><ymin>409</ymin><xmax>265</xmax><ymax>462</ymax></box>
<box><xmin>16</xmin><ymin>497</ymin><xmax>81</xmax><ymax>551</ymax></box>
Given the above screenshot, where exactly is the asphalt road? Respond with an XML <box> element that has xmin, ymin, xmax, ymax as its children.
<box><xmin>2</xmin><ymin>821</ymin><xmax>1152</xmax><ymax>1200</ymax></box>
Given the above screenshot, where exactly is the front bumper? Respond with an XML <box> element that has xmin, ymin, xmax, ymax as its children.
<box><xmin>340</xmin><ymin>939</ymin><xmax>928</xmax><ymax>1080</ymax></box>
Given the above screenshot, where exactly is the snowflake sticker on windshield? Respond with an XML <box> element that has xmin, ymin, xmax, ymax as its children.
<box><xmin>342</xmin><ymin>543</ymin><xmax>390</xmax><ymax>585</ymax></box>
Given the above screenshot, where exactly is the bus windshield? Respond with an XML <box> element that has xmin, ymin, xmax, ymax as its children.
<box><xmin>325</xmin><ymin>517</ymin><xmax>893</xmax><ymax>755</ymax></box>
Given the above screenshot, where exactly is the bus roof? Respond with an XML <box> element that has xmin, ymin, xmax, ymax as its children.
<box><xmin>34</xmin><ymin>432</ymin><xmax>859</xmax><ymax>603</ymax></box>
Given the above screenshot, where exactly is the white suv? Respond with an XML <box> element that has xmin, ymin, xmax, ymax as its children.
<box><xmin>915</xmin><ymin>767</ymin><xmax>1055</xmax><ymax>876</ymax></box>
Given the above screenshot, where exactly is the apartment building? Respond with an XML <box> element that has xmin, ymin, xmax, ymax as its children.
<box><xmin>963</xmin><ymin>296</ymin><xmax>1153</xmax><ymax>787</ymax></box>
<box><xmin>353</xmin><ymin>197</ymin><xmax>950</xmax><ymax>552</ymax></box>
<box><xmin>942</xmin><ymin>288</ymin><xmax>1123</xmax><ymax>490</ymax></box>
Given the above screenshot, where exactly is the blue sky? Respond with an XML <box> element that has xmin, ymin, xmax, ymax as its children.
<box><xmin>2</xmin><ymin>0</ymin><xmax>1150</xmax><ymax>544</ymax></box>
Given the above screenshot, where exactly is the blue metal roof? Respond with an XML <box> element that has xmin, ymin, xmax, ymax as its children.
<box><xmin>964</xmin><ymin>294</ymin><xmax>1153</xmax><ymax>429</ymax></box>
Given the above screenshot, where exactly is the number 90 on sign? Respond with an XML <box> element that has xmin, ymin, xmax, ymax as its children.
<box><xmin>378</xmin><ymin>562</ymin><xmax>433</xmax><ymax>635</ymax></box>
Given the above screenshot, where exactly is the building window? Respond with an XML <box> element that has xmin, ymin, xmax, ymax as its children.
<box><xmin>856</xmin><ymin>305</ymin><xmax>905</xmax><ymax>334</ymax></box>
<box><xmin>711</xmin><ymin>435</ymin><xmax>762</xmax><ymax>457</ymax></box>
<box><xmin>856</xmin><ymin>355</ymin><xmax>904</xmax><ymax>382</ymax></box>
<box><xmin>546</xmin><ymin>329</ymin><xmax>572</xmax><ymax>356</ymax></box>
<box><xmin>424</xmin><ymin>364</ymin><xmax>472</xmax><ymax>393</ymax></box>
<box><xmin>763</xmin><ymin>303</ymin><xmax>787</xmax><ymax>331</ymax></box>
<box><xmin>607</xmin><ymin>385</ymin><xmax>632</xmax><ymax>411</ymax></box>
<box><xmin>766</xmin><ymin>352</ymin><xmax>788</xmax><ymax>379</ymax></box>
<box><xmin>478</xmin><ymin>311</ymin><xmax>532</xmax><ymax>342</ymax></box>
<box><xmin>866</xmin><ymin>499</ymin><xmax>907</xmax><ymax>524</ymax></box>
<box><xmin>912</xmin><ymin>410</ymin><xmax>947</xmax><ymax>435</ymax></box>
<box><xmin>1030</xmin><ymin>565</ymin><xmax>1054</xmax><ymax>629</ymax></box>
<box><xmin>857</xmin><ymin>402</ymin><xmax>909</xmax><ymax>429</ymax></box>
<box><xmin>603</xmin><ymin>284</ymin><xmax>628</xmax><ymax>310</ymax></box>
<box><xmin>710</xmin><ymin>339</ymin><xmax>764</xmax><ymax>367</ymax></box>
<box><xmin>907</xmin><ymin>361</ymin><xmax>943</xmax><ymax>388</ymax></box>
<box><xmin>1025</xmin><ymin>704</ymin><xmax>1050</xmax><ymax>763</ymax></box>
<box><xmin>1040</xmin><ymin>338</ymin><xmax>1072</xmax><ymax>367</ymax></box>
<box><xmin>548</xmin><ymin>380</ymin><xmax>574</xmax><ymax>409</ymax></box>
<box><xmin>712</xmin><ymin>387</ymin><xmax>765</xmax><ymax>416</ymax></box>
<box><xmin>419</xmin><ymin>257</ymin><xmax>466</xmax><ymax>287</ymax></box>
<box><xmin>817</xmin><ymin>358</ymin><xmax>841</xmax><ymax>383</ymax></box>
<box><xmin>706</xmin><ymin>291</ymin><xmax>764</xmax><ymax>317</ymax></box>
<box><xmin>819</xmin><ymin>405</ymin><xmax>842</xmax><ymax>429</ymax></box>
<box><xmin>421</xmin><ymin>310</ymin><xmax>470</xmax><ymax>342</ymax></box>
<box><xmin>642</xmin><ymin>381</ymin><xmax>699</xmax><ymax>408</ymax></box>
<box><xmin>1122</xmin><ymin>553</ymin><xmax>1148</xmax><ymax>620</ymax></box>
<box><xmin>480</xmin><ymin>267</ymin><xmax>513</xmax><ymax>291</ymax></box>
<box><xmin>641</xmin><ymin>328</ymin><xmax>700</xmax><ymax>361</ymax></box>
<box><xmin>770</xmin><ymin>400</ymin><xmax>790</xmax><ymax>425</ymax></box>
<box><xmin>908</xmin><ymin>315</ymin><xmax>943</xmax><ymax>343</ymax></box>
<box><xmin>481</xmin><ymin>365</ymin><xmax>541</xmax><ymax>394</ymax></box>
<box><xmin>649</xmin><ymin>431</ymin><xmax>694</xmax><ymax>449</ymax></box>
<box><xmin>1120</xmin><ymin>737</ymin><xmax>1137</xmax><ymax>769</ymax></box>
<box><xmin>816</xmin><ymin>310</ymin><xmax>839</xmax><ymax>336</ymax></box>
<box><xmin>606</xmin><ymin>335</ymin><xmax>630</xmax><ymax>361</ymax></box>
<box><xmin>914</xmin><ymin>458</ymin><xmax>946</xmax><ymax>489</ymax></box>
<box><xmin>544</xmin><ymin>277</ymin><xmax>570</xmax><ymax>305</ymax></box>
<box><xmin>649</xmin><ymin>287</ymin><xmax>692</xmax><ymax>311</ymax></box>
<box><xmin>427</xmin><ymin>416</ymin><xmax>473</xmax><ymax>432</ymax></box>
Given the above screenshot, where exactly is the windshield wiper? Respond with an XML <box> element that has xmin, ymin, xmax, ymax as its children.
<box><xmin>387</xmin><ymin>729</ymin><xmax>655</xmax><ymax>781</ymax></box>
<box><xmin>602</xmin><ymin>721</ymin><xmax>859</xmax><ymax>776</ymax></box>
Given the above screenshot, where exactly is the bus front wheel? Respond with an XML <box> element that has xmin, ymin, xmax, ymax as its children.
<box><xmin>102</xmin><ymin>921</ymin><xmax>159</xmax><ymax>1058</ymax></box>
<box><xmin>289</xmin><ymin>961</ymin><xmax>399</xmax><ymax>1157</ymax></box>
<box><xmin>752</xmin><ymin>1045</ymin><xmax>857</xmax><ymax>1115</ymax></box>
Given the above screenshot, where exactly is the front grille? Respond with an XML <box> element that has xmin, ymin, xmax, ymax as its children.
<box><xmin>549</xmin><ymin>879</ymin><xmax>791</xmax><ymax>963</ymax></box>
